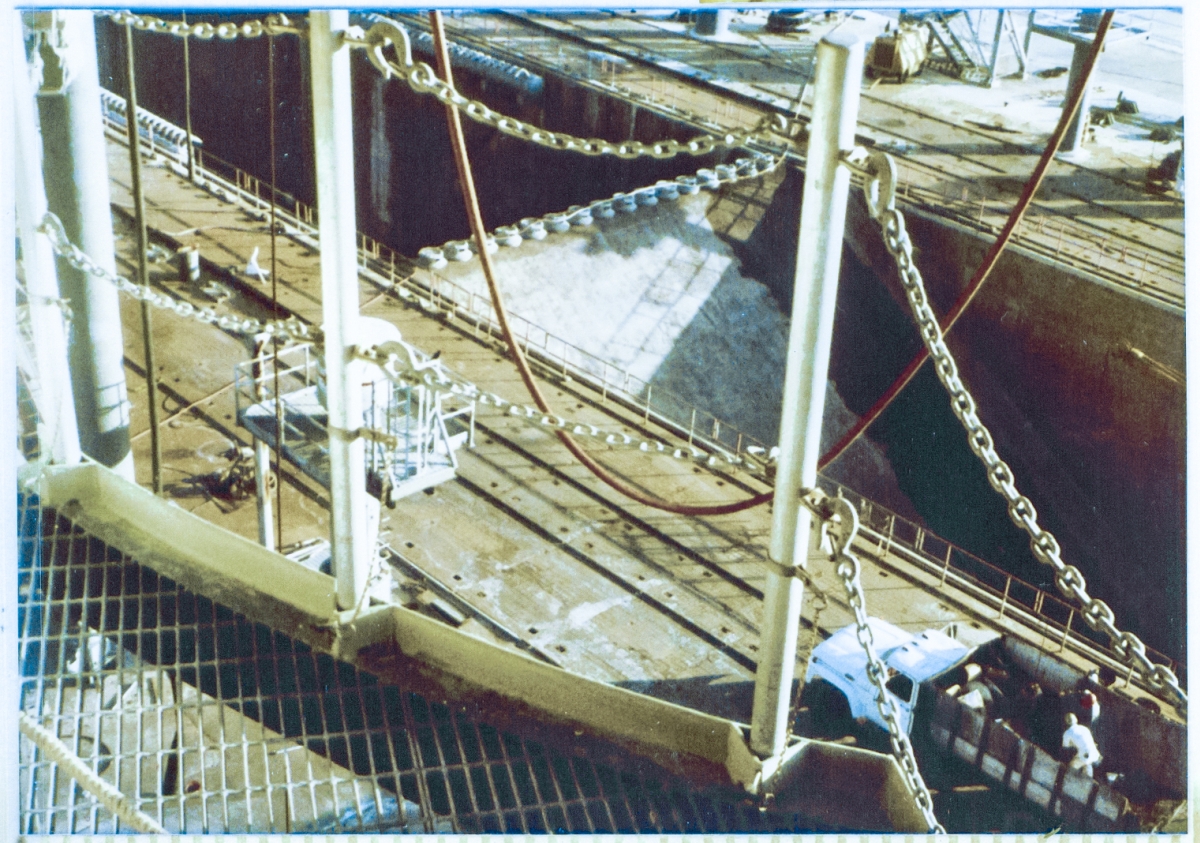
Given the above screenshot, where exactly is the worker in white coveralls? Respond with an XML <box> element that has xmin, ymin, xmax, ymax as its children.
<box><xmin>1061</xmin><ymin>712</ymin><xmax>1102</xmax><ymax>777</ymax></box>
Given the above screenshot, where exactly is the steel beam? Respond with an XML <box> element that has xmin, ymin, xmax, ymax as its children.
<box><xmin>1060</xmin><ymin>40</ymin><xmax>1095</xmax><ymax>155</ymax></box>
<box><xmin>751</xmin><ymin>30</ymin><xmax>863</xmax><ymax>760</ymax></box>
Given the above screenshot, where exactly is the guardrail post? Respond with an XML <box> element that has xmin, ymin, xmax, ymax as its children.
<box><xmin>1060</xmin><ymin>609</ymin><xmax>1074</xmax><ymax>651</ymax></box>
<box><xmin>311</xmin><ymin>10</ymin><xmax>372</xmax><ymax>611</ymax></box>
<box><xmin>751</xmin><ymin>30</ymin><xmax>864</xmax><ymax>761</ymax></box>
<box><xmin>939</xmin><ymin>544</ymin><xmax>952</xmax><ymax>587</ymax></box>
<box><xmin>999</xmin><ymin>576</ymin><xmax>1012</xmax><ymax>619</ymax></box>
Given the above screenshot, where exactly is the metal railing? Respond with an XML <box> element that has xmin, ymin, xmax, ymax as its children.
<box><xmin>884</xmin><ymin>160</ymin><xmax>1185</xmax><ymax>307</ymax></box>
<box><xmin>232</xmin><ymin>345</ymin><xmax>326</xmax><ymax>478</ymax></box>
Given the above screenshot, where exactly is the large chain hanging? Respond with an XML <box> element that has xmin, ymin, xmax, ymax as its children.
<box><xmin>38</xmin><ymin>213</ymin><xmax>315</xmax><ymax>346</ymax></box>
<box><xmin>853</xmin><ymin>149</ymin><xmax>1186</xmax><ymax>714</ymax></box>
<box><xmin>803</xmin><ymin>488</ymin><xmax>945</xmax><ymax>833</ymax></box>
<box><xmin>354</xmin><ymin>19</ymin><xmax>793</xmax><ymax>161</ymax></box>
<box><xmin>101</xmin><ymin>12</ymin><xmax>794</xmax><ymax>162</ymax></box>
<box><xmin>103</xmin><ymin>11</ymin><xmax>303</xmax><ymax>40</ymax></box>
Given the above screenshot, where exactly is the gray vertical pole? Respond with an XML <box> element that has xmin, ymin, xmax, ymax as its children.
<box><xmin>310</xmin><ymin>11</ymin><xmax>370</xmax><ymax>610</ymax></box>
<box><xmin>251</xmin><ymin>339</ymin><xmax>275</xmax><ymax>551</ymax></box>
<box><xmin>35</xmin><ymin>10</ymin><xmax>134</xmax><ymax>480</ymax></box>
<box><xmin>14</xmin><ymin>19</ymin><xmax>81</xmax><ymax>465</ymax></box>
<box><xmin>181</xmin><ymin>11</ymin><xmax>196</xmax><ymax>182</ymax></box>
<box><xmin>987</xmin><ymin>10</ymin><xmax>1005</xmax><ymax>87</ymax></box>
<box><xmin>1060</xmin><ymin>41</ymin><xmax>1094</xmax><ymax>155</ymax></box>
<box><xmin>254</xmin><ymin>440</ymin><xmax>276</xmax><ymax>550</ymax></box>
<box><xmin>750</xmin><ymin>31</ymin><xmax>864</xmax><ymax>760</ymax></box>
<box><xmin>124</xmin><ymin>23</ymin><xmax>163</xmax><ymax>495</ymax></box>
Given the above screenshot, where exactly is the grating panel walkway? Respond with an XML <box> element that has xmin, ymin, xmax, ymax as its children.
<box><xmin>16</xmin><ymin>492</ymin><xmax>829</xmax><ymax>834</ymax></box>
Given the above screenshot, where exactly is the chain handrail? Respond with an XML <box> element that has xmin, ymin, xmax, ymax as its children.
<box><xmin>418</xmin><ymin>152</ymin><xmax>781</xmax><ymax>269</ymax></box>
<box><xmin>37</xmin><ymin>213</ymin><xmax>315</xmax><ymax>346</ymax></box>
<box><xmin>102</xmin><ymin>11</ymin><xmax>304</xmax><ymax>40</ymax></box>
<box><xmin>855</xmin><ymin>148</ymin><xmax>1186</xmax><ymax>714</ymax></box>
<box><xmin>355</xmin><ymin>344</ymin><xmax>776</xmax><ymax>478</ymax></box>
<box><xmin>352</xmin><ymin>18</ymin><xmax>795</xmax><ymax>161</ymax></box>
<box><xmin>75</xmin><ymin>86</ymin><xmax>1188</xmax><ymax>702</ymax></box>
<box><xmin>35</xmin><ymin>209</ymin><xmax>776</xmax><ymax>479</ymax></box>
<box><xmin>802</xmin><ymin>487</ymin><xmax>944</xmax><ymax>833</ymax></box>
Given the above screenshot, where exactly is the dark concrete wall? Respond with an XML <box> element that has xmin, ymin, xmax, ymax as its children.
<box><xmin>841</xmin><ymin>196</ymin><xmax>1184</xmax><ymax>662</ymax></box>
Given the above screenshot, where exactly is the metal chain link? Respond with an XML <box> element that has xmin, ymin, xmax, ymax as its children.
<box><xmin>418</xmin><ymin>152</ymin><xmax>781</xmax><ymax>269</ymax></box>
<box><xmin>806</xmin><ymin>488</ymin><xmax>944</xmax><ymax>833</ymax></box>
<box><xmin>38</xmin><ymin>213</ymin><xmax>316</xmax><ymax>346</ymax></box>
<box><xmin>37</xmin><ymin>210</ymin><xmax>773</xmax><ymax>479</ymax></box>
<box><xmin>857</xmin><ymin>149</ymin><xmax>1187</xmax><ymax>713</ymax></box>
<box><xmin>355</xmin><ymin>343</ymin><xmax>776</xmax><ymax>478</ymax></box>
<box><xmin>102</xmin><ymin>11</ymin><xmax>303</xmax><ymax>40</ymax></box>
<box><xmin>353</xmin><ymin>19</ymin><xmax>794</xmax><ymax>161</ymax></box>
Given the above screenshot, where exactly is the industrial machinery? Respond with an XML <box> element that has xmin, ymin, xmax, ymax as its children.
<box><xmin>865</xmin><ymin>22</ymin><xmax>929</xmax><ymax>82</ymax></box>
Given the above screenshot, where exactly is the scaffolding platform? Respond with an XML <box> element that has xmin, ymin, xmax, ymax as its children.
<box><xmin>233</xmin><ymin>345</ymin><xmax>473</xmax><ymax>503</ymax></box>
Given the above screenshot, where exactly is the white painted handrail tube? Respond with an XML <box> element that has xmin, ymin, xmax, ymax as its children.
<box><xmin>310</xmin><ymin>11</ymin><xmax>371</xmax><ymax>610</ymax></box>
<box><xmin>751</xmin><ymin>31</ymin><xmax>864</xmax><ymax>759</ymax></box>
<box><xmin>14</xmin><ymin>17</ymin><xmax>81</xmax><ymax>465</ymax></box>
<box><xmin>35</xmin><ymin>10</ymin><xmax>134</xmax><ymax>479</ymax></box>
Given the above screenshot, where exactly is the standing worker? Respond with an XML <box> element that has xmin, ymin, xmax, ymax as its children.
<box><xmin>1061</xmin><ymin>712</ymin><xmax>1102</xmax><ymax>777</ymax></box>
<box><xmin>1078</xmin><ymin>687</ymin><xmax>1100</xmax><ymax>727</ymax></box>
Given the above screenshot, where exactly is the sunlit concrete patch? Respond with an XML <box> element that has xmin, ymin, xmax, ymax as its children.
<box><xmin>435</xmin><ymin>189</ymin><xmax>737</xmax><ymax>383</ymax></box>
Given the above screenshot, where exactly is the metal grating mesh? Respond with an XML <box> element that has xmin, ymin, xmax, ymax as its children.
<box><xmin>17</xmin><ymin>491</ymin><xmax>824</xmax><ymax>834</ymax></box>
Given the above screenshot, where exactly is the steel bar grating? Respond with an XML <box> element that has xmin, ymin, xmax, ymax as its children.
<box><xmin>17</xmin><ymin>491</ymin><xmax>821</xmax><ymax>834</ymax></box>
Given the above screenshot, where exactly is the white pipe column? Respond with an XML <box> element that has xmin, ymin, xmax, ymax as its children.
<box><xmin>14</xmin><ymin>17</ymin><xmax>81</xmax><ymax>465</ymax></box>
<box><xmin>34</xmin><ymin>10</ymin><xmax>134</xmax><ymax>480</ymax></box>
<box><xmin>251</xmin><ymin>339</ymin><xmax>275</xmax><ymax>552</ymax></box>
<box><xmin>310</xmin><ymin>11</ymin><xmax>370</xmax><ymax>609</ymax></box>
<box><xmin>254</xmin><ymin>440</ymin><xmax>276</xmax><ymax>551</ymax></box>
<box><xmin>750</xmin><ymin>31</ymin><xmax>864</xmax><ymax>759</ymax></box>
